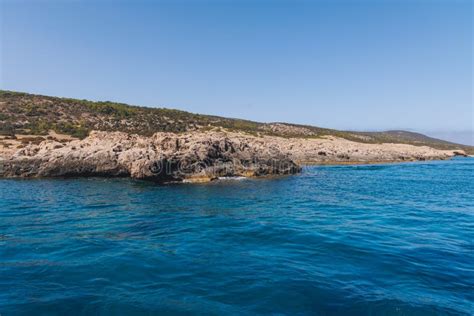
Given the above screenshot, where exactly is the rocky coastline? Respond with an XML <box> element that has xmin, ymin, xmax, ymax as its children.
<box><xmin>0</xmin><ymin>131</ymin><xmax>300</xmax><ymax>183</ymax></box>
<box><xmin>0</xmin><ymin>130</ymin><xmax>467</xmax><ymax>183</ymax></box>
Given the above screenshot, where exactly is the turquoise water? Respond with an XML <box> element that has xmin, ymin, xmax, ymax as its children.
<box><xmin>1</xmin><ymin>158</ymin><xmax>473</xmax><ymax>315</ymax></box>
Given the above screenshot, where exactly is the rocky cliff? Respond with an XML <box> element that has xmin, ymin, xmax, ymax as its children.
<box><xmin>0</xmin><ymin>130</ymin><xmax>465</xmax><ymax>183</ymax></box>
<box><xmin>0</xmin><ymin>131</ymin><xmax>300</xmax><ymax>183</ymax></box>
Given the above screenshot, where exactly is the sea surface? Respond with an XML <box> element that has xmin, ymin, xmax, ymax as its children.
<box><xmin>1</xmin><ymin>158</ymin><xmax>473</xmax><ymax>315</ymax></box>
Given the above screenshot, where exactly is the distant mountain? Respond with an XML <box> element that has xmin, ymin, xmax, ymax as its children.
<box><xmin>423</xmin><ymin>130</ymin><xmax>473</xmax><ymax>147</ymax></box>
<box><xmin>1</xmin><ymin>90</ymin><xmax>472</xmax><ymax>154</ymax></box>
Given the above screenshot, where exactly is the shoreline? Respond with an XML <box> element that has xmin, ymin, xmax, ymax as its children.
<box><xmin>0</xmin><ymin>130</ymin><xmax>468</xmax><ymax>182</ymax></box>
<box><xmin>298</xmin><ymin>157</ymin><xmax>458</xmax><ymax>166</ymax></box>
<box><xmin>2</xmin><ymin>157</ymin><xmax>471</xmax><ymax>184</ymax></box>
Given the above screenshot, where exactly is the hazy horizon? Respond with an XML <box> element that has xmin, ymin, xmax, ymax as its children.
<box><xmin>1</xmin><ymin>0</ymin><xmax>472</xmax><ymax>144</ymax></box>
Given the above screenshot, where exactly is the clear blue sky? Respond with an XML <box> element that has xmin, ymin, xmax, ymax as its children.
<box><xmin>1</xmin><ymin>0</ymin><xmax>472</xmax><ymax>144</ymax></box>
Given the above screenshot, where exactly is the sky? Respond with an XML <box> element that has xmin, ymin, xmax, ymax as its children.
<box><xmin>1</xmin><ymin>0</ymin><xmax>472</xmax><ymax>144</ymax></box>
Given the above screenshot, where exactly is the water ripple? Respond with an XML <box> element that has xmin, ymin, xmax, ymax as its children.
<box><xmin>0</xmin><ymin>158</ymin><xmax>473</xmax><ymax>315</ymax></box>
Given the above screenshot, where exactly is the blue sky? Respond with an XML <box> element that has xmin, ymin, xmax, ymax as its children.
<box><xmin>1</xmin><ymin>0</ymin><xmax>472</xmax><ymax>144</ymax></box>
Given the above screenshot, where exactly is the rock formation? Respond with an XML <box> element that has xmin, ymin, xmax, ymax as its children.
<box><xmin>0</xmin><ymin>131</ymin><xmax>300</xmax><ymax>182</ymax></box>
<box><xmin>0</xmin><ymin>130</ymin><xmax>466</xmax><ymax>183</ymax></box>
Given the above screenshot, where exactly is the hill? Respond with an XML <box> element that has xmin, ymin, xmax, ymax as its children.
<box><xmin>1</xmin><ymin>90</ymin><xmax>472</xmax><ymax>154</ymax></box>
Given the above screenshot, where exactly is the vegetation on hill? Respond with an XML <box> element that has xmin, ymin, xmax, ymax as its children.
<box><xmin>1</xmin><ymin>90</ymin><xmax>472</xmax><ymax>154</ymax></box>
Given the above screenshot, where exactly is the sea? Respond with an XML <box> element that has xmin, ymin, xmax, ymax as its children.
<box><xmin>1</xmin><ymin>158</ymin><xmax>473</xmax><ymax>315</ymax></box>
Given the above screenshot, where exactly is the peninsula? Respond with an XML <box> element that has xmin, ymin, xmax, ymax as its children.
<box><xmin>0</xmin><ymin>91</ymin><xmax>470</xmax><ymax>183</ymax></box>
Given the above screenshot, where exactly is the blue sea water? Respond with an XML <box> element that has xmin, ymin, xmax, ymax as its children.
<box><xmin>1</xmin><ymin>158</ymin><xmax>473</xmax><ymax>315</ymax></box>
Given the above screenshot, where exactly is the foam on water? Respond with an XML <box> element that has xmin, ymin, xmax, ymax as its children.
<box><xmin>217</xmin><ymin>176</ymin><xmax>248</xmax><ymax>180</ymax></box>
